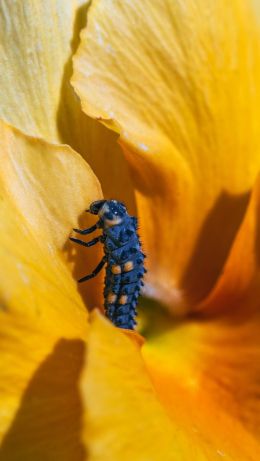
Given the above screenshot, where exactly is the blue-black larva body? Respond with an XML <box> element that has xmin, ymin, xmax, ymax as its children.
<box><xmin>70</xmin><ymin>200</ymin><xmax>146</xmax><ymax>330</ymax></box>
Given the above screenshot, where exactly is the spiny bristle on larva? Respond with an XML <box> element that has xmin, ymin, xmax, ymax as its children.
<box><xmin>117</xmin><ymin>305</ymin><xmax>132</xmax><ymax>315</ymax></box>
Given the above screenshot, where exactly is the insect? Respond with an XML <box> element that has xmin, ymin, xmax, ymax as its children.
<box><xmin>70</xmin><ymin>200</ymin><xmax>146</xmax><ymax>330</ymax></box>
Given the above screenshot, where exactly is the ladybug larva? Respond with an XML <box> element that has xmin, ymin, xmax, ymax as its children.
<box><xmin>70</xmin><ymin>200</ymin><xmax>146</xmax><ymax>330</ymax></box>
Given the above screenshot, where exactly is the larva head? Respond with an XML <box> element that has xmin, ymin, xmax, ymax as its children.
<box><xmin>90</xmin><ymin>200</ymin><xmax>127</xmax><ymax>226</ymax></box>
<box><xmin>89</xmin><ymin>200</ymin><xmax>107</xmax><ymax>215</ymax></box>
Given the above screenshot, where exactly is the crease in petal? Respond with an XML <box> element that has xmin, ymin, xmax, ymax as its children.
<box><xmin>198</xmin><ymin>174</ymin><xmax>260</xmax><ymax>315</ymax></box>
<box><xmin>0</xmin><ymin>120</ymin><xmax>101</xmax><ymax>458</ymax></box>
<box><xmin>0</xmin><ymin>0</ymin><xmax>135</xmax><ymax>216</ymax></box>
<box><xmin>82</xmin><ymin>311</ymin><xmax>193</xmax><ymax>461</ymax></box>
<box><xmin>0</xmin><ymin>120</ymin><xmax>102</xmax><ymax>250</ymax></box>
<box><xmin>72</xmin><ymin>0</ymin><xmax>260</xmax><ymax>309</ymax></box>
<box><xmin>141</xmin><ymin>176</ymin><xmax>260</xmax><ymax>443</ymax></box>
<box><xmin>0</xmin><ymin>0</ymin><xmax>87</xmax><ymax>143</ymax></box>
<box><xmin>81</xmin><ymin>310</ymin><xmax>260</xmax><ymax>460</ymax></box>
<box><xmin>142</xmin><ymin>315</ymin><xmax>260</xmax><ymax>459</ymax></box>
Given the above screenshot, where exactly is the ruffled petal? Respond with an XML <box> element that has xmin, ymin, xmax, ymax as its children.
<box><xmin>0</xmin><ymin>0</ymin><xmax>86</xmax><ymax>143</ymax></box>
<box><xmin>141</xmin><ymin>178</ymin><xmax>260</xmax><ymax>448</ymax></box>
<box><xmin>81</xmin><ymin>311</ymin><xmax>260</xmax><ymax>460</ymax></box>
<box><xmin>143</xmin><ymin>317</ymin><xmax>260</xmax><ymax>460</ymax></box>
<box><xmin>0</xmin><ymin>121</ymin><xmax>101</xmax><ymax>250</ymax></box>
<box><xmin>82</xmin><ymin>312</ymin><xmax>191</xmax><ymax>461</ymax></box>
<box><xmin>0</xmin><ymin>120</ymin><xmax>101</xmax><ymax>459</ymax></box>
<box><xmin>72</xmin><ymin>0</ymin><xmax>260</xmax><ymax>309</ymax></box>
<box><xmin>198</xmin><ymin>175</ymin><xmax>260</xmax><ymax>315</ymax></box>
<box><xmin>0</xmin><ymin>0</ymin><xmax>135</xmax><ymax>213</ymax></box>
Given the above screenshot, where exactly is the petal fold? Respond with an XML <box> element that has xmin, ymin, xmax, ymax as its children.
<box><xmin>0</xmin><ymin>0</ymin><xmax>86</xmax><ymax>143</ymax></box>
<box><xmin>142</xmin><ymin>177</ymin><xmax>260</xmax><ymax>447</ymax></box>
<box><xmin>199</xmin><ymin>175</ymin><xmax>260</xmax><ymax>315</ymax></box>
<box><xmin>0</xmin><ymin>120</ymin><xmax>101</xmax><ymax>458</ymax></box>
<box><xmin>72</xmin><ymin>0</ymin><xmax>260</xmax><ymax>309</ymax></box>
<box><xmin>143</xmin><ymin>317</ymin><xmax>260</xmax><ymax>460</ymax></box>
<box><xmin>82</xmin><ymin>311</ymin><xmax>260</xmax><ymax>460</ymax></box>
<box><xmin>83</xmin><ymin>312</ymin><xmax>191</xmax><ymax>461</ymax></box>
<box><xmin>0</xmin><ymin>121</ymin><xmax>101</xmax><ymax>249</ymax></box>
<box><xmin>0</xmin><ymin>0</ymin><xmax>135</xmax><ymax>212</ymax></box>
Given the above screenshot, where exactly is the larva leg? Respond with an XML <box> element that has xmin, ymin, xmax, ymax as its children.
<box><xmin>73</xmin><ymin>221</ymin><xmax>100</xmax><ymax>235</ymax></box>
<box><xmin>78</xmin><ymin>257</ymin><xmax>106</xmax><ymax>283</ymax></box>
<box><xmin>69</xmin><ymin>236</ymin><xmax>101</xmax><ymax>247</ymax></box>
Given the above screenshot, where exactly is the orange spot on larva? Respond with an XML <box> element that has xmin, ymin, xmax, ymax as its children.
<box><xmin>124</xmin><ymin>261</ymin><xmax>134</xmax><ymax>272</ymax></box>
<box><xmin>112</xmin><ymin>265</ymin><xmax>121</xmax><ymax>274</ymax></box>
<box><xmin>107</xmin><ymin>292</ymin><xmax>117</xmax><ymax>303</ymax></box>
<box><xmin>119</xmin><ymin>295</ymin><xmax>128</xmax><ymax>305</ymax></box>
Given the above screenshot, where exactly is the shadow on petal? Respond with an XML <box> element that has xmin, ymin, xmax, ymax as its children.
<box><xmin>57</xmin><ymin>1</ymin><xmax>136</xmax><ymax>210</ymax></box>
<box><xmin>181</xmin><ymin>189</ymin><xmax>251</xmax><ymax>305</ymax></box>
<box><xmin>65</xmin><ymin>211</ymin><xmax>105</xmax><ymax>310</ymax></box>
<box><xmin>255</xmin><ymin>195</ymin><xmax>260</xmax><ymax>269</ymax></box>
<box><xmin>56</xmin><ymin>2</ymin><xmax>89</xmax><ymax>155</ymax></box>
<box><xmin>0</xmin><ymin>339</ymin><xmax>87</xmax><ymax>461</ymax></box>
<box><xmin>58</xmin><ymin>3</ymin><xmax>136</xmax><ymax>310</ymax></box>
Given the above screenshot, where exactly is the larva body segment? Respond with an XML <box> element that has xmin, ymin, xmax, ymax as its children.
<box><xmin>103</xmin><ymin>214</ymin><xmax>145</xmax><ymax>329</ymax></box>
<box><xmin>70</xmin><ymin>200</ymin><xmax>145</xmax><ymax>330</ymax></box>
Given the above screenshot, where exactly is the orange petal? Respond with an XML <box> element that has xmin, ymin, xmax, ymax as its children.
<box><xmin>0</xmin><ymin>0</ymin><xmax>87</xmax><ymax>144</ymax></box>
<box><xmin>68</xmin><ymin>124</ymin><xmax>135</xmax><ymax>309</ymax></box>
<box><xmin>198</xmin><ymin>174</ymin><xmax>260</xmax><ymax>315</ymax></box>
<box><xmin>141</xmin><ymin>180</ymin><xmax>260</xmax><ymax>447</ymax></box>
<box><xmin>83</xmin><ymin>312</ymin><xmax>191</xmax><ymax>461</ymax></box>
<box><xmin>82</xmin><ymin>311</ymin><xmax>260</xmax><ymax>460</ymax></box>
<box><xmin>0</xmin><ymin>0</ymin><xmax>135</xmax><ymax>212</ymax></box>
<box><xmin>143</xmin><ymin>317</ymin><xmax>260</xmax><ymax>460</ymax></box>
<box><xmin>0</xmin><ymin>121</ymin><xmax>101</xmax><ymax>250</ymax></box>
<box><xmin>0</xmin><ymin>120</ymin><xmax>101</xmax><ymax>458</ymax></box>
<box><xmin>72</xmin><ymin>0</ymin><xmax>260</xmax><ymax>310</ymax></box>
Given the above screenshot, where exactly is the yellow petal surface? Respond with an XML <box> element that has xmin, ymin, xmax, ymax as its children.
<box><xmin>72</xmin><ymin>0</ymin><xmax>260</xmax><ymax>309</ymax></box>
<box><xmin>0</xmin><ymin>0</ymin><xmax>86</xmax><ymax>143</ymax></box>
<box><xmin>0</xmin><ymin>0</ymin><xmax>135</xmax><ymax>211</ymax></box>
<box><xmin>83</xmin><ymin>312</ymin><xmax>191</xmax><ymax>461</ymax></box>
<box><xmin>82</xmin><ymin>311</ymin><xmax>260</xmax><ymax>460</ymax></box>
<box><xmin>0</xmin><ymin>120</ymin><xmax>101</xmax><ymax>460</ymax></box>
<box><xmin>141</xmin><ymin>178</ymin><xmax>260</xmax><ymax>452</ymax></box>
<box><xmin>0</xmin><ymin>121</ymin><xmax>101</xmax><ymax>250</ymax></box>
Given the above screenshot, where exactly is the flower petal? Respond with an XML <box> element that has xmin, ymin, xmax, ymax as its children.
<box><xmin>82</xmin><ymin>312</ymin><xmax>191</xmax><ymax>461</ymax></box>
<box><xmin>199</xmin><ymin>174</ymin><xmax>260</xmax><ymax>315</ymax></box>
<box><xmin>0</xmin><ymin>0</ymin><xmax>86</xmax><ymax>143</ymax></box>
<box><xmin>141</xmin><ymin>180</ymin><xmax>260</xmax><ymax>447</ymax></box>
<box><xmin>82</xmin><ymin>311</ymin><xmax>260</xmax><ymax>460</ymax></box>
<box><xmin>143</xmin><ymin>317</ymin><xmax>260</xmax><ymax>460</ymax></box>
<box><xmin>72</xmin><ymin>0</ymin><xmax>260</xmax><ymax>309</ymax></box>
<box><xmin>0</xmin><ymin>120</ymin><xmax>101</xmax><ymax>458</ymax></box>
<box><xmin>0</xmin><ymin>0</ymin><xmax>135</xmax><ymax>211</ymax></box>
<box><xmin>0</xmin><ymin>121</ymin><xmax>101</xmax><ymax>250</ymax></box>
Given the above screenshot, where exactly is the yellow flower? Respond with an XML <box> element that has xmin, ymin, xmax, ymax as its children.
<box><xmin>0</xmin><ymin>0</ymin><xmax>260</xmax><ymax>460</ymax></box>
